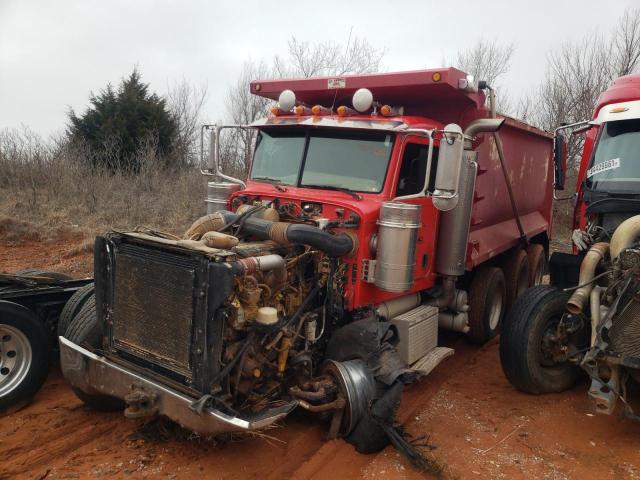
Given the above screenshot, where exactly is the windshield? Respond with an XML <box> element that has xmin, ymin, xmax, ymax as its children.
<box><xmin>250</xmin><ymin>128</ymin><xmax>395</xmax><ymax>193</ymax></box>
<box><xmin>585</xmin><ymin>119</ymin><xmax>640</xmax><ymax>194</ymax></box>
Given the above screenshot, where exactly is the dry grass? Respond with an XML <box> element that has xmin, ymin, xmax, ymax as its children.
<box><xmin>0</xmin><ymin>127</ymin><xmax>207</xmax><ymax>241</ymax></box>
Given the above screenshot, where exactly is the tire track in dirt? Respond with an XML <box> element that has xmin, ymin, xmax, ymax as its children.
<box><xmin>1</xmin><ymin>418</ymin><xmax>119</xmax><ymax>478</ymax></box>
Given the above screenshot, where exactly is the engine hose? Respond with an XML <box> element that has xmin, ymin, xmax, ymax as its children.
<box><xmin>220</xmin><ymin>211</ymin><xmax>356</xmax><ymax>257</ymax></box>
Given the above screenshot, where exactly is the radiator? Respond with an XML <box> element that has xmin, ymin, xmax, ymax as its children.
<box><xmin>110</xmin><ymin>244</ymin><xmax>198</xmax><ymax>379</ymax></box>
<box><xmin>608</xmin><ymin>297</ymin><xmax>640</xmax><ymax>361</ymax></box>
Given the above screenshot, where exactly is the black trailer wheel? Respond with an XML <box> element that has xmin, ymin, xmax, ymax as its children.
<box><xmin>15</xmin><ymin>269</ymin><xmax>72</xmax><ymax>281</ymax></box>
<box><xmin>467</xmin><ymin>266</ymin><xmax>506</xmax><ymax>344</ymax></box>
<box><xmin>57</xmin><ymin>282</ymin><xmax>95</xmax><ymax>337</ymax></box>
<box><xmin>64</xmin><ymin>296</ymin><xmax>123</xmax><ymax>411</ymax></box>
<box><xmin>502</xmin><ymin>248</ymin><xmax>530</xmax><ymax>306</ymax></box>
<box><xmin>0</xmin><ymin>301</ymin><xmax>52</xmax><ymax>411</ymax></box>
<box><xmin>499</xmin><ymin>285</ymin><xmax>579</xmax><ymax>394</ymax></box>
<box><xmin>526</xmin><ymin>244</ymin><xmax>546</xmax><ymax>287</ymax></box>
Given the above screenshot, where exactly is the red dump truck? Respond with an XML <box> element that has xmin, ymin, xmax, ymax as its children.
<box><xmin>501</xmin><ymin>73</ymin><xmax>640</xmax><ymax>420</ymax></box>
<box><xmin>59</xmin><ymin>68</ymin><xmax>554</xmax><ymax>457</ymax></box>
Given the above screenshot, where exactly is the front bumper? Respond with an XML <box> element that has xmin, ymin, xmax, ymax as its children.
<box><xmin>59</xmin><ymin>336</ymin><xmax>296</xmax><ymax>435</ymax></box>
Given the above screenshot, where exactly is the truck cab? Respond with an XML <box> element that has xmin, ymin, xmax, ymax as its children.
<box><xmin>501</xmin><ymin>73</ymin><xmax>640</xmax><ymax>420</ymax></box>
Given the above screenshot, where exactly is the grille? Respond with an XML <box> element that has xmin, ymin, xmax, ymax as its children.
<box><xmin>111</xmin><ymin>245</ymin><xmax>198</xmax><ymax>379</ymax></box>
<box><xmin>608</xmin><ymin>298</ymin><xmax>640</xmax><ymax>360</ymax></box>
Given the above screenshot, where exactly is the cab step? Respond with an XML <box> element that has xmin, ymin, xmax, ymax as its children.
<box><xmin>410</xmin><ymin>347</ymin><xmax>454</xmax><ymax>376</ymax></box>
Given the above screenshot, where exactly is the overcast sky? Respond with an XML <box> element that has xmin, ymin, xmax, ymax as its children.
<box><xmin>0</xmin><ymin>0</ymin><xmax>638</xmax><ymax>137</ymax></box>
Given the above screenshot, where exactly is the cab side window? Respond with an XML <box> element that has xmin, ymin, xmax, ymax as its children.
<box><xmin>396</xmin><ymin>143</ymin><xmax>428</xmax><ymax>196</ymax></box>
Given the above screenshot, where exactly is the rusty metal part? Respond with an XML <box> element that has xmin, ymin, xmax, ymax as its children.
<box><xmin>590</xmin><ymin>286</ymin><xmax>604</xmax><ymax>346</ymax></box>
<box><xmin>124</xmin><ymin>389</ymin><xmax>158</xmax><ymax>419</ymax></box>
<box><xmin>289</xmin><ymin>385</ymin><xmax>331</xmax><ymax>402</ymax></box>
<box><xmin>327</xmin><ymin>400</ymin><xmax>345</xmax><ymax>440</ymax></box>
<box><xmin>567</xmin><ymin>242</ymin><xmax>609</xmax><ymax>314</ymax></box>
<box><xmin>239</xmin><ymin>278</ymin><xmax>262</xmax><ymax>322</ymax></box>
<box><xmin>296</xmin><ymin>396</ymin><xmax>346</xmax><ymax>413</ymax></box>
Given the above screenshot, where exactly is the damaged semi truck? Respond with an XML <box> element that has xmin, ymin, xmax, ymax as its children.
<box><xmin>59</xmin><ymin>68</ymin><xmax>554</xmax><ymax>453</ymax></box>
<box><xmin>501</xmin><ymin>73</ymin><xmax>640</xmax><ymax>419</ymax></box>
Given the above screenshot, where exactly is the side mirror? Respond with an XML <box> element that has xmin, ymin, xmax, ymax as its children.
<box><xmin>200</xmin><ymin>124</ymin><xmax>247</xmax><ymax>188</ymax></box>
<box><xmin>433</xmin><ymin>123</ymin><xmax>464</xmax><ymax>211</ymax></box>
<box><xmin>553</xmin><ymin>135</ymin><xmax>567</xmax><ymax>190</ymax></box>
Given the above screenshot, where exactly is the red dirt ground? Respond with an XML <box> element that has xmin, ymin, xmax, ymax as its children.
<box><xmin>1</xmin><ymin>236</ymin><xmax>640</xmax><ymax>479</ymax></box>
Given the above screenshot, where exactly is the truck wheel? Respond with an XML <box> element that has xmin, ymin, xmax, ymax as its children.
<box><xmin>64</xmin><ymin>296</ymin><xmax>123</xmax><ymax>411</ymax></box>
<box><xmin>468</xmin><ymin>267</ymin><xmax>506</xmax><ymax>344</ymax></box>
<box><xmin>0</xmin><ymin>301</ymin><xmax>51</xmax><ymax>412</ymax></box>
<box><xmin>502</xmin><ymin>249</ymin><xmax>530</xmax><ymax>306</ymax></box>
<box><xmin>57</xmin><ymin>283</ymin><xmax>95</xmax><ymax>338</ymax></box>
<box><xmin>324</xmin><ymin>319</ymin><xmax>405</xmax><ymax>454</ymax></box>
<box><xmin>499</xmin><ymin>285</ymin><xmax>579</xmax><ymax>394</ymax></box>
<box><xmin>15</xmin><ymin>269</ymin><xmax>72</xmax><ymax>281</ymax></box>
<box><xmin>526</xmin><ymin>244</ymin><xmax>546</xmax><ymax>286</ymax></box>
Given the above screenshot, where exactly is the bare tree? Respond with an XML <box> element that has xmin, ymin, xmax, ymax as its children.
<box><xmin>274</xmin><ymin>35</ymin><xmax>385</xmax><ymax>78</ymax></box>
<box><xmin>166</xmin><ymin>79</ymin><xmax>208</xmax><ymax>166</ymax></box>
<box><xmin>522</xmin><ymin>8</ymin><xmax>640</xmax><ymax>167</ymax></box>
<box><xmin>221</xmin><ymin>60</ymin><xmax>272</xmax><ymax>177</ymax></box>
<box><xmin>220</xmin><ymin>34</ymin><xmax>385</xmax><ymax>176</ymax></box>
<box><xmin>455</xmin><ymin>38</ymin><xmax>515</xmax><ymax>88</ymax></box>
<box><xmin>516</xmin><ymin>8</ymin><xmax>640</xmax><ymax>239</ymax></box>
<box><xmin>612</xmin><ymin>8</ymin><xmax>640</xmax><ymax>77</ymax></box>
<box><xmin>454</xmin><ymin>38</ymin><xmax>515</xmax><ymax>112</ymax></box>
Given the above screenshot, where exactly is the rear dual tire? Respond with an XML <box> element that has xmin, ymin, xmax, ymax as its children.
<box><xmin>467</xmin><ymin>267</ymin><xmax>506</xmax><ymax>344</ymax></box>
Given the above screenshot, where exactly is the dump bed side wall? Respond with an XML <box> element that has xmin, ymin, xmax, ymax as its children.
<box><xmin>467</xmin><ymin>119</ymin><xmax>553</xmax><ymax>269</ymax></box>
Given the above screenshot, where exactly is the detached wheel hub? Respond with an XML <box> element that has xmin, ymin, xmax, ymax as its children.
<box><xmin>322</xmin><ymin>359</ymin><xmax>375</xmax><ymax>436</ymax></box>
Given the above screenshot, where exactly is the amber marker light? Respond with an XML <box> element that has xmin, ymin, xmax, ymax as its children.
<box><xmin>294</xmin><ymin>105</ymin><xmax>305</xmax><ymax>115</ymax></box>
<box><xmin>432</xmin><ymin>72</ymin><xmax>442</xmax><ymax>82</ymax></box>
<box><xmin>311</xmin><ymin>105</ymin><xmax>322</xmax><ymax>115</ymax></box>
<box><xmin>610</xmin><ymin>106</ymin><xmax>629</xmax><ymax>113</ymax></box>
<box><xmin>380</xmin><ymin>105</ymin><xmax>392</xmax><ymax>116</ymax></box>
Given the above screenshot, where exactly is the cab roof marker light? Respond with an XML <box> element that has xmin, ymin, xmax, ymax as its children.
<box><xmin>278</xmin><ymin>90</ymin><xmax>296</xmax><ymax>112</ymax></box>
<box><xmin>352</xmin><ymin>88</ymin><xmax>374</xmax><ymax>112</ymax></box>
<box><xmin>337</xmin><ymin>105</ymin><xmax>357</xmax><ymax>117</ymax></box>
<box><xmin>294</xmin><ymin>105</ymin><xmax>312</xmax><ymax>116</ymax></box>
<box><xmin>311</xmin><ymin>105</ymin><xmax>332</xmax><ymax>116</ymax></box>
<box><xmin>379</xmin><ymin>105</ymin><xmax>403</xmax><ymax>117</ymax></box>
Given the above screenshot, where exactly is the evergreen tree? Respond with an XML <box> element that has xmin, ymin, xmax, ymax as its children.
<box><xmin>68</xmin><ymin>69</ymin><xmax>178</xmax><ymax>171</ymax></box>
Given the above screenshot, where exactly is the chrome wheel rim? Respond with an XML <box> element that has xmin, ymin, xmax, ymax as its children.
<box><xmin>488</xmin><ymin>289</ymin><xmax>503</xmax><ymax>331</ymax></box>
<box><xmin>0</xmin><ymin>324</ymin><xmax>33</xmax><ymax>397</ymax></box>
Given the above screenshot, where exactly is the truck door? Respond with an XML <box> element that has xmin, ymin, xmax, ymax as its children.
<box><xmin>393</xmin><ymin>137</ymin><xmax>439</xmax><ymax>286</ymax></box>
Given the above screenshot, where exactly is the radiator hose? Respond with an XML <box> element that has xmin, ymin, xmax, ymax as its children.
<box><xmin>185</xmin><ymin>211</ymin><xmax>356</xmax><ymax>257</ymax></box>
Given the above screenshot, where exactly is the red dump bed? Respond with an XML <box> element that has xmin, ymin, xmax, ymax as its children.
<box><xmin>469</xmin><ymin>116</ymin><xmax>554</xmax><ymax>269</ymax></box>
<box><xmin>251</xmin><ymin>68</ymin><xmax>554</xmax><ymax>272</ymax></box>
